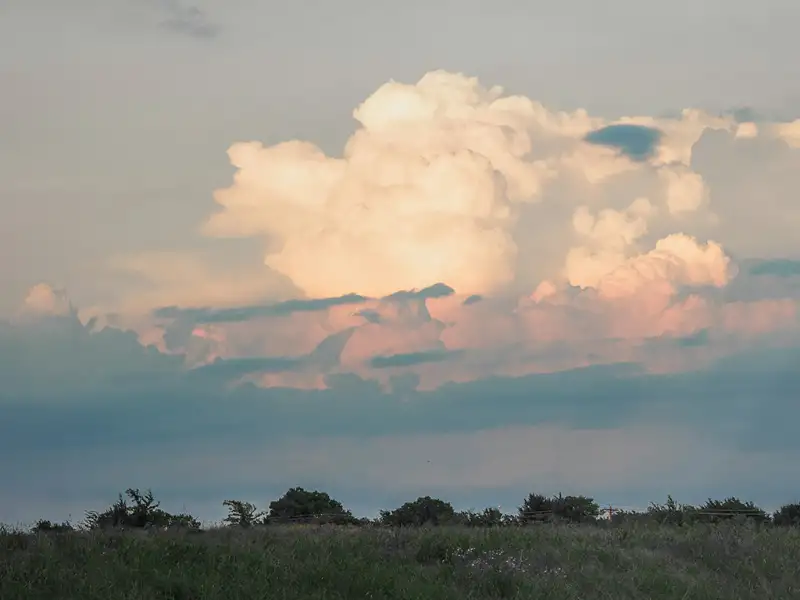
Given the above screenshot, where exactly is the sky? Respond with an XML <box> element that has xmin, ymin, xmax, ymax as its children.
<box><xmin>1</xmin><ymin>0</ymin><xmax>800</xmax><ymax>525</ymax></box>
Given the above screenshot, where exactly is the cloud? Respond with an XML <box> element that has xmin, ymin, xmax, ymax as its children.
<box><xmin>18</xmin><ymin>283</ymin><xmax>72</xmax><ymax>318</ymax></box>
<box><xmin>21</xmin><ymin>70</ymin><xmax>799</xmax><ymax>392</ymax></box>
<box><xmin>749</xmin><ymin>259</ymin><xmax>800</xmax><ymax>278</ymax></box>
<box><xmin>155</xmin><ymin>293</ymin><xmax>368</xmax><ymax>323</ymax></box>
<box><xmin>584</xmin><ymin>124</ymin><xmax>663</xmax><ymax>161</ymax></box>
<box><xmin>6</xmin><ymin>70</ymin><xmax>800</xmax><ymax>522</ymax></box>
<box><xmin>370</xmin><ymin>348</ymin><xmax>462</xmax><ymax>369</ymax></box>
<box><xmin>384</xmin><ymin>283</ymin><xmax>455</xmax><ymax>302</ymax></box>
<box><xmin>202</xmin><ymin>71</ymin><xmax>557</xmax><ymax>298</ymax></box>
<box><xmin>3</xmin><ymin>319</ymin><xmax>800</xmax><ymax>523</ymax></box>
<box><xmin>98</xmin><ymin>250</ymin><xmax>299</xmax><ymax>317</ymax></box>
<box><xmin>199</xmin><ymin>70</ymin><xmax>773</xmax><ymax>312</ymax></box>
<box><xmin>157</xmin><ymin>0</ymin><xmax>219</xmax><ymax>39</ymax></box>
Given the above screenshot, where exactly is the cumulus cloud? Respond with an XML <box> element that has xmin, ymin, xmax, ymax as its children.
<box><xmin>200</xmin><ymin>72</ymin><xmax>754</xmax><ymax>306</ymax></box>
<box><xmin>203</xmin><ymin>72</ymin><xmax>555</xmax><ymax>298</ymax></box>
<box><xmin>18</xmin><ymin>283</ymin><xmax>72</xmax><ymax>318</ymax></box>
<box><xmin>19</xmin><ymin>70</ymin><xmax>800</xmax><ymax>391</ymax></box>
<box><xmin>6</xmin><ymin>69</ymin><xmax>800</xmax><ymax>525</ymax></box>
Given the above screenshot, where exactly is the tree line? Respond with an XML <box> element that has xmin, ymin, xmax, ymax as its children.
<box><xmin>22</xmin><ymin>487</ymin><xmax>800</xmax><ymax>533</ymax></box>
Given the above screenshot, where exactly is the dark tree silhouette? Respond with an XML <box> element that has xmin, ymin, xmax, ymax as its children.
<box><xmin>696</xmin><ymin>497</ymin><xmax>769</xmax><ymax>524</ymax></box>
<box><xmin>773</xmin><ymin>503</ymin><xmax>800</xmax><ymax>526</ymax></box>
<box><xmin>457</xmin><ymin>507</ymin><xmax>505</xmax><ymax>527</ymax></box>
<box><xmin>223</xmin><ymin>500</ymin><xmax>265</xmax><ymax>527</ymax></box>
<box><xmin>518</xmin><ymin>492</ymin><xmax>599</xmax><ymax>524</ymax></box>
<box><xmin>268</xmin><ymin>487</ymin><xmax>357</xmax><ymax>524</ymax></box>
<box><xmin>380</xmin><ymin>496</ymin><xmax>456</xmax><ymax>526</ymax></box>
<box><xmin>82</xmin><ymin>488</ymin><xmax>199</xmax><ymax>530</ymax></box>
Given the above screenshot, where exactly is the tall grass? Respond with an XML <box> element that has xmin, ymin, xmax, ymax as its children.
<box><xmin>2</xmin><ymin>521</ymin><xmax>799</xmax><ymax>599</ymax></box>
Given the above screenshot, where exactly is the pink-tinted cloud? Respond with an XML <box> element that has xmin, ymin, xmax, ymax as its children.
<box><xmin>25</xmin><ymin>70</ymin><xmax>799</xmax><ymax>391</ymax></box>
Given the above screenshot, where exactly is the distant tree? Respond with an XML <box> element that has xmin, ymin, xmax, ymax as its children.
<box><xmin>518</xmin><ymin>493</ymin><xmax>552</xmax><ymax>523</ymax></box>
<box><xmin>609</xmin><ymin>508</ymin><xmax>649</xmax><ymax>525</ymax></box>
<box><xmin>82</xmin><ymin>493</ymin><xmax>129</xmax><ymax>529</ymax></box>
<box><xmin>223</xmin><ymin>500</ymin><xmax>265</xmax><ymax>527</ymax></box>
<box><xmin>773</xmin><ymin>503</ymin><xmax>800</xmax><ymax>526</ymax></box>
<box><xmin>696</xmin><ymin>497</ymin><xmax>769</xmax><ymax>524</ymax></box>
<box><xmin>268</xmin><ymin>487</ymin><xmax>357</xmax><ymax>524</ymax></box>
<box><xmin>155</xmin><ymin>511</ymin><xmax>201</xmax><ymax>530</ymax></box>
<box><xmin>518</xmin><ymin>492</ymin><xmax>600</xmax><ymax>524</ymax></box>
<box><xmin>647</xmin><ymin>495</ymin><xmax>697</xmax><ymax>526</ymax></box>
<box><xmin>456</xmin><ymin>507</ymin><xmax>504</xmax><ymax>527</ymax></box>
<box><xmin>552</xmin><ymin>494</ymin><xmax>601</xmax><ymax>523</ymax></box>
<box><xmin>82</xmin><ymin>488</ymin><xmax>199</xmax><ymax>530</ymax></box>
<box><xmin>31</xmin><ymin>519</ymin><xmax>73</xmax><ymax>533</ymax></box>
<box><xmin>380</xmin><ymin>496</ymin><xmax>456</xmax><ymax>526</ymax></box>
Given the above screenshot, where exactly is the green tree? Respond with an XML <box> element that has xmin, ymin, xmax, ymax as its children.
<box><xmin>519</xmin><ymin>492</ymin><xmax>600</xmax><ymax>524</ymax></box>
<box><xmin>553</xmin><ymin>494</ymin><xmax>600</xmax><ymax>523</ymax></box>
<box><xmin>268</xmin><ymin>487</ymin><xmax>357</xmax><ymax>524</ymax></box>
<box><xmin>31</xmin><ymin>519</ymin><xmax>73</xmax><ymax>533</ymax></box>
<box><xmin>773</xmin><ymin>502</ymin><xmax>800</xmax><ymax>526</ymax></box>
<box><xmin>223</xmin><ymin>500</ymin><xmax>265</xmax><ymax>527</ymax></box>
<box><xmin>518</xmin><ymin>493</ymin><xmax>552</xmax><ymax>523</ymax></box>
<box><xmin>647</xmin><ymin>495</ymin><xmax>697</xmax><ymax>526</ymax></box>
<box><xmin>82</xmin><ymin>488</ymin><xmax>199</xmax><ymax>530</ymax></box>
<box><xmin>456</xmin><ymin>507</ymin><xmax>504</xmax><ymax>527</ymax></box>
<box><xmin>380</xmin><ymin>496</ymin><xmax>456</xmax><ymax>526</ymax></box>
<box><xmin>697</xmin><ymin>497</ymin><xmax>769</xmax><ymax>524</ymax></box>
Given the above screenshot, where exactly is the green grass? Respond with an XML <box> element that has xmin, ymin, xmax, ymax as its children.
<box><xmin>2</xmin><ymin>522</ymin><xmax>800</xmax><ymax>600</ymax></box>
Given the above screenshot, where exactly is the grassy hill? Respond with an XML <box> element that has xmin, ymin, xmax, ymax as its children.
<box><xmin>2</xmin><ymin>521</ymin><xmax>799</xmax><ymax>600</ymax></box>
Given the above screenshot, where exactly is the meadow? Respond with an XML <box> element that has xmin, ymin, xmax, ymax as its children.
<box><xmin>2</xmin><ymin>521</ymin><xmax>799</xmax><ymax>600</ymax></box>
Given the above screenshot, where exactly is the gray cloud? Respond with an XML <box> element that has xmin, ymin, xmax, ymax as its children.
<box><xmin>154</xmin><ymin>293</ymin><xmax>368</xmax><ymax>324</ymax></box>
<box><xmin>370</xmin><ymin>349</ymin><xmax>462</xmax><ymax>369</ymax></box>
<box><xmin>354</xmin><ymin>308</ymin><xmax>382</xmax><ymax>324</ymax></box>
<box><xmin>748</xmin><ymin>259</ymin><xmax>800</xmax><ymax>278</ymax></box>
<box><xmin>189</xmin><ymin>326</ymin><xmax>356</xmax><ymax>379</ymax></box>
<box><xmin>157</xmin><ymin>0</ymin><xmax>219</xmax><ymax>39</ymax></box>
<box><xmin>584</xmin><ymin>124</ymin><xmax>663</xmax><ymax>161</ymax></box>
<box><xmin>2</xmin><ymin>310</ymin><xmax>800</xmax><ymax>524</ymax></box>
<box><xmin>384</xmin><ymin>283</ymin><xmax>455</xmax><ymax>302</ymax></box>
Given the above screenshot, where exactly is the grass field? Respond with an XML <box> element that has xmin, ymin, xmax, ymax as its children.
<box><xmin>2</xmin><ymin>522</ymin><xmax>799</xmax><ymax>600</ymax></box>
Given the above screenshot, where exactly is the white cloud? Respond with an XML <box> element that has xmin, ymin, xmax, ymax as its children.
<box><xmin>18</xmin><ymin>283</ymin><xmax>71</xmax><ymax>318</ymax></box>
<box><xmin>11</xmin><ymin>71</ymin><xmax>800</xmax><ymax>390</ymax></box>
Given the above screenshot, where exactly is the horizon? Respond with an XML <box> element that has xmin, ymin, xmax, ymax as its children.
<box><xmin>2</xmin><ymin>0</ymin><xmax>800</xmax><ymax>526</ymax></box>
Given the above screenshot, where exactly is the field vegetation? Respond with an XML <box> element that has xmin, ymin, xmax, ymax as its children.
<box><xmin>3</xmin><ymin>487</ymin><xmax>800</xmax><ymax>599</ymax></box>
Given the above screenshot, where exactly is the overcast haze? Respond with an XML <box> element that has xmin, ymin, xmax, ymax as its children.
<box><xmin>1</xmin><ymin>0</ymin><xmax>800</xmax><ymax>524</ymax></box>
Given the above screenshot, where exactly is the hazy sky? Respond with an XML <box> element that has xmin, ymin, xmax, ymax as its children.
<box><xmin>1</xmin><ymin>0</ymin><xmax>800</xmax><ymax>524</ymax></box>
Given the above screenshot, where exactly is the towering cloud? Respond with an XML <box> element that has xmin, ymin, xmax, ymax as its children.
<box><xmin>201</xmin><ymin>71</ymin><xmax>750</xmax><ymax>303</ymax></box>
<box><xmin>203</xmin><ymin>72</ymin><xmax>560</xmax><ymax>298</ymax></box>
<box><xmin>78</xmin><ymin>70</ymin><xmax>800</xmax><ymax>389</ymax></box>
